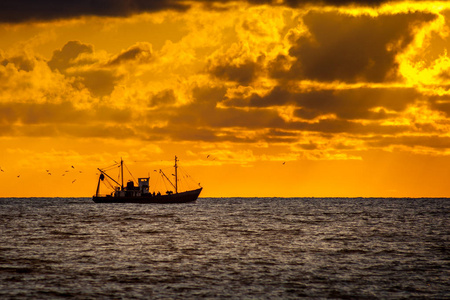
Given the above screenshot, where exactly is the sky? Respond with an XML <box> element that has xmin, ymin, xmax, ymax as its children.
<box><xmin>1</xmin><ymin>0</ymin><xmax>450</xmax><ymax>197</ymax></box>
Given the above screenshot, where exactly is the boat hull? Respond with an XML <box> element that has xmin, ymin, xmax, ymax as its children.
<box><xmin>92</xmin><ymin>188</ymin><xmax>202</xmax><ymax>204</ymax></box>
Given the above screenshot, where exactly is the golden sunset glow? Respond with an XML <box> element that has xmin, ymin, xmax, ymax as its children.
<box><xmin>2</xmin><ymin>0</ymin><xmax>450</xmax><ymax>197</ymax></box>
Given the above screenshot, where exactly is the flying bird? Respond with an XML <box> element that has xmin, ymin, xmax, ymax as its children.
<box><xmin>17</xmin><ymin>175</ymin><xmax>20</xmax><ymax>178</ymax></box>
<box><xmin>72</xmin><ymin>179</ymin><xmax>76</xmax><ymax>183</ymax></box>
<box><xmin>71</xmin><ymin>166</ymin><xmax>75</xmax><ymax>168</ymax></box>
<box><xmin>283</xmin><ymin>162</ymin><xmax>285</xmax><ymax>165</ymax></box>
<box><xmin>0</xmin><ymin>167</ymin><xmax>4</xmax><ymax>172</ymax></box>
<box><xmin>207</xmin><ymin>155</ymin><xmax>210</xmax><ymax>158</ymax></box>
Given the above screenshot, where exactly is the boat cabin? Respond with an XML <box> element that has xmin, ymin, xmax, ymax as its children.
<box><xmin>114</xmin><ymin>177</ymin><xmax>150</xmax><ymax>197</ymax></box>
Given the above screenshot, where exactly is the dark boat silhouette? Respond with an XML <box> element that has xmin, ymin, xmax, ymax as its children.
<box><xmin>93</xmin><ymin>156</ymin><xmax>202</xmax><ymax>203</ymax></box>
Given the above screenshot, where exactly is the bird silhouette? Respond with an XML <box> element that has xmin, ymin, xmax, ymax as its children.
<box><xmin>283</xmin><ymin>162</ymin><xmax>285</xmax><ymax>165</ymax></box>
<box><xmin>72</xmin><ymin>179</ymin><xmax>76</xmax><ymax>183</ymax></box>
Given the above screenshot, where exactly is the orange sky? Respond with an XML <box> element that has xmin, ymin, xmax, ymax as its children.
<box><xmin>1</xmin><ymin>0</ymin><xmax>450</xmax><ymax>197</ymax></box>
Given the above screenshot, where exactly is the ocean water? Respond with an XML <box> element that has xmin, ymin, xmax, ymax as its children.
<box><xmin>0</xmin><ymin>197</ymin><xmax>448</xmax><ymax>299</ymax></box>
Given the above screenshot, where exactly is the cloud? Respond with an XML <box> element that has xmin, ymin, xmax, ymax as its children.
<box><xmin>0</xmin><ymin>100</ymin><xmax>136</xmax><ymax>139</ymax></box>
<box><xmin>149</xmin><ymin>89</ymin><xmax>177</xmax><ymax>107</ymax></box>
<box><xmin>0</xmin><ymin>102</ymin><xmax>87</xmax><ymax>127</ymax></box>
<box><xmin>0</xmin><ymin>0</ymin><xmax>392</xmax><ymax>23</ymax></box>
<box><xmin>77</xmin><ymin>70</ymin><xmax>119</xmax><ymax>97</ymax></box>
<box><xmin>168</xmin><ymin>86</ymin><xmax>285</xmax><ymax>129</ymax></box>
<box><xmin>0</xmin><ymin>53</ymin><xmax>78</xmax><ymax>105</ymax></box>
<box><xmin>47</xmin><ymin>41</ymin><xmax>94</xmax><ymax>72</ymax></box>
<box><xmin>273</xmin><ymin>11</ymin><xmax>437</xmax><ymax>83</ymax></box>
<box><xmin>1</xmin><ymin>55</ymin><xmax>35</xmax><ymax>72</ymax></box>
<box><xmin>108</xmin><ymin>42</ymin><xmax>153</xmax><ymax>66</ymax></box>
<box><xmin>1</xmin><ymin>1</ymin><xmax>449</xmax><ymax>160</ymax></box>
<box><xmin>288</xmin><ymin>118</ymin><xmax>409</xmax><ymax>135</ymax></box>
<box><xmin>144</xmin><ymin>85</ymin><xmax>416</xmax><ymax>143</ymax></box>
<box><xmin>0</xmin><ymin>0</ymin><xmax>189</xmax><ymax>23</ymax></box>
<box><xmin>0</xmin><ymin>101</ymin><xmax>132</xmax><ymax>126</ymax></box>
<box><xmin>48</xmin><ymin>41</ymin><xmax>120</xmax><ymax>97</ymax></box>
<box><xmin>367</xmin><ymin>135</ymin><xmax>450</xmax><ymax>150</ymax></box>
<box><xmin>208</xmin><ymin>59</ymin><xmax>260</xmax><ymax>85</ymax></box>
<box><xmin>282</xmin><ymin>0</ymin><xmax>387</xmax><ymax>6</ymax></box>
<box><xmin>225</xmin><ymin>86</ymin><xmax>420</xmax><ymax>120</ymax></box>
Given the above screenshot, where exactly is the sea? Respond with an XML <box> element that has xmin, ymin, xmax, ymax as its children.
<box><xmin>0</xmin><ymin>197</ymin><xmax>448</xmax><ymax>299</ymax></box>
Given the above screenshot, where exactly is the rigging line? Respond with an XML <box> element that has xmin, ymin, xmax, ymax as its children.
<box><xmin>124</xmin><ymin>163</ymin><xmax>137</xmax><ymax>184</ymax></box>
<box><xmin>179</xmin><ymin>166</ymin><xmax>198</xmax><ymax>186</ymax></box>
<box><xmin>102</xmin><ymin>177</ymin><xmax>115</xmax><ymax>191</ymax></box>
<box><xmin>105</xmin><ymin>177</ymin><xmax>115</xmax><ymax>190</ymax></box>
<box><xmin>101</xmin><ymin>164</ymin><xmax>120</xmax><ymax>171</ymax></box>
<box><xmin>160</xmin><ymin>171</ymin><xmax>170</xmax><ymax>192</ymax></box>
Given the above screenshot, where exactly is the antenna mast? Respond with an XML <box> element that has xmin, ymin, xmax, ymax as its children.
<box><xmin>121</xmin><ymin>158</ymin><xmax>124</xmax><ymax>191</ymax></box>
<box><xmin>175</xmin><ymin>155</ymin><xmax>178</xmax><ymax>194</ymax></box>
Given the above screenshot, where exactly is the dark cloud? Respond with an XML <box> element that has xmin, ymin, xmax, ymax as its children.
<box><xmin>48</xmin><ymin>41</ymin><xmax>120</xmax><ymax>97</ymax></box>
<box><xmin>367</xmin><ymin>135</ymin><xmax>450</xmax><ymax>149</ymax></box>
<box><xmin>137</xmin><ymin>86</ymin><xmax>290</xmax><ymax>142</ymax></box>
<box><xmin>297</xmin><ymin>141</ymin><xmax>318</xmax><ymax>150</ymax></box>
<box><xmin>283</xmin><ymin>0</ymin><xmax>387</xmax><ymax>6</ymax></box>
<box><xmin>208</xmin><ymin>59</ymin><xmax>260</xmax><ymax>86</ymax></box>
<box><xmin>61</xmin><ymin>123</ymin><xmax>137</xmax><ymax>139</ymax></box>
<box><xmin>0</xmin><ymin>101</ymin><xmax>132</xmax><ymax>126</ymax></box>
<box><xmin>16</xmin><ymin>123</ymin><xmax>137</xmax><ymax>139</ymax></box>
<box><xmin>292</xmin><ymin>88</ymin><xmax>419</xmax><ymax>120</ymax></box>
<box><xmin>0</xmin><ymin>0</ymin><xmax>189</xmax><ymax>23</ymax></box>
<box><xmin>0</xmin><ymin>0</ymin><xmax>390</xmax><ymax>23</ymax></box>
<box><xmin>145</xmin><ymin>85</ymin><xmax>413</xmax><ymax>142</ymax></box>
<box><xmin>149</xmin><ymin>90</ymin><xmax>177</xmax><ymax>107</ymax></box>
<box><xmin>427</xmin><ymin>95</ymin><xmax>450</xmax><ymax>118</ymax></box>
<box><xmin>109</xmin><ymin>48</ymin><xmax>142</xmax><ymax>65</ymax></box>
<box><xmin>0</xmin><ymin>87</ymin><xmax>413</xmax><ymax>141</ymax></box>
<box><xmin>287</xmin><ymin>118</ymin><xmax>409</xmax><ymax>135</ymax></box>
<box><xmin>108</xmin><ymin>43</ymin><xmax>152</xmax><ymax>66</ymax></box>
<box><xmin>76</xmin><ymin>70</ymin><xmax>119</xmax><ymax>97</ymax></box>
<box><xmin>1</xmin><ymin>55</ymin><xmax>35</xmax><ymax>72</ymax></box>
<box><xmin>169</xmin><ymin>86</ymin><xmax>285</xmax><ymax>129</ymax></box>
<box><xmin>192</xmin><ymin>0</ymin><xmax>389</xmax><ymax>9</ymax></box>
<box><xmin>273</xmin><ymin>11</ymin><xmax>436</xmax><ymax>83</ymax></box>
<box><xmin>225</xmin><ymin>87</ymin><xmax>419</xmax><ymax>120</ymax></box>
<box><xmin>155</xmin><ymin>126</ymin><xmax>223</xmax><ymax>142</ymax></box>
<box><xmin>48</xmin><ymin>41</ymin><xmax>94</xmax><ymax>73</ymax></box>
<box><xmin>0</xmin><ymin>102</ymin><xmax>88</xmax><ymax>125</ymax></box>
<box><xmin>95</xmin><ymin>105</ymin><xmax>133</xmax><ymax>123</ymax></box>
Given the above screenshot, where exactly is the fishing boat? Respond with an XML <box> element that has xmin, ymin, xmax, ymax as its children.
<box><xmin>93</xmin><ymin>156</ymin><xmax>202</xmax><ymax>203</ymax></box>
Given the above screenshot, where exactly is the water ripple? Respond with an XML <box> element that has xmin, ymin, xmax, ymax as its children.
<box><xmin>0</xmin><ymin>197</ymin><xmax>448</xmax><ymax>299</ymax></box>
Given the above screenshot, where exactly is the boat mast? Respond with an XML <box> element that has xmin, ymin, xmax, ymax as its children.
<box><xmin>121</xmin><ymin>157</ymin><xmax>124</xmax><ymax>191</ymax></box>
<box><xmin>175</xmin><ymin>155</ymin><xmax>178</xmax><ymax>194</ymax></box>
<box><xmin>96</xmin><ymin>175</ymin><xmax>101</xmax><ymax>197</ymax></box>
